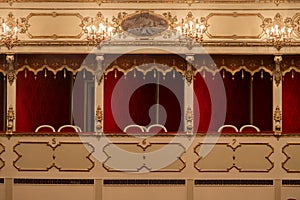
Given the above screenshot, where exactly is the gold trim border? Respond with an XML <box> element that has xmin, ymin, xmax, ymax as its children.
<box><xmin>13</xmin><ymin>141</ymin><xmax>95</xmax><ymax>172</ymax></box>
<box><xmin>26</xmin><ymin>12</ymin><xmax>84</xmax><ymax>39</ymax></box>
<box><xmin>102</xmin><ymin>142</ymin><xmax>186</xmax><ymax>172</ymax></box>
<box><xmin>194</xmin><ymin>142</ymin><xmax>274</xmax><ymax>173</ymax></box>
<box><xmin>0</xmin><ymin>143</ymin><xmax>5</xmax><ymax>170</ymax></box>
<box><xmin>205</xmin><ymin>12</ymin><xmax>265</xmax><ymax>40</ymax></box>
<box><xmin>282</xmin><ymin>143</ymin><xmax>300</xmax><ymax>173</ymax></box>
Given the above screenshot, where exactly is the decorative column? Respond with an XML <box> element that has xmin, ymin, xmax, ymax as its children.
<box><xmin>6</xmin><ymin>54</ymin><xmax>16</xmax><ymax>134</ymax></box>
<box><xmin>273</xmin><ymin>55</ymin><xmax>282</xmax><ymax>135</ymax></box>
<box><xmin>95</xmin><ymin>55</ymin><xmax>104</xmax><ymax>134</ymax></box>
<box><xmin>184</xmin><ymin>55</ymin><xmax>194</xmax><ymax>134</ymax></box>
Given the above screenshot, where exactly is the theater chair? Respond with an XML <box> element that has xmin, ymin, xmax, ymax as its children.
<box><xmin>123</xmin><ymin>125</ymin><xmax>145</xmax><ymax>134</ymax></box>
<box><xmin>239</xmin><ymin>125</ymin><xmax>260</xmax><ymax>133</ymax></box>
<box><xmin>35</xmin><ymin>125</ymin><xmax>56</xmax><ymax>133</ymax></box>
<box><xmin>217</xmin><ymin>125</ymin><xmax>238</xmax><ymax>133</ymax></box>
<box><xmin>58</xmin><ymin>125</ymin><xmax>81</xmax><ymax>133</ymax></box>
<box><xmin>146</xmin><ymin>124</ymin><xmax>167</xmax><ymax>134</ymax></box>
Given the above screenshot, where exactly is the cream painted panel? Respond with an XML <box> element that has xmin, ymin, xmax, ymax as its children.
<box><xmin>207</xmin><ymin>13</ymin><xmax>263</xmax><ymax>39</ymax></box>
<box><xmin>282</xmin><ymin>186</ymin><xmax>300</xmax><ymax>200</ymax></box>
<box><xmin>194</xmin><ymin>186</ymin><xmax>274</xmax><ymax>200</ymax></box>
<box><xmin>103</xmin><ymin>186</ymin><xmax>186</xmax><ymax>200</ymax></box>
<box><xmin>14</xmin><ymin>185</ymin><xmax>94</xmax><ymax>200</ymax></box>
<box><xmin>54</xmin><ymin>143</ymin><xmax>94</xmax><ymax>171</ymax></box>
<box><xmin>235</xmin><ymin>144</ymin><xmax>273</xmax><ymax>172</ymax></box>
<box><xmin>0</xmin><ymin>184</ymin><xmax>4</xmax><ymax>200</ymax></box>
<box><xmin>14</xmin><ymin>143</ymin><xmax>53</xmax><ymax>171</ymax></box>
<box><xmin>195</xmin><ymin>144</ymin><xmax>233</xmax><ymax>172</ymax></box>
<box><xmin>26</xmin><ymin>13</ymin><xmax>83</xmax><ymax>39</ymax></box>
<box><xmin>283</xmin><ymin>144</ymin><xmax>300</xmax><ymax>172</ymax></box>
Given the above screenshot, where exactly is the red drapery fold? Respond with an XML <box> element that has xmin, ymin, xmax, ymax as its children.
<box><xmin>194</xmin><ymin>73</ymin><xmax>212</xmax><ymax>132</ymax></box>
<box><xmin>283</xmin><ymin>71</ymin><xmax>300</xmax><ymax>133</ymax></box>
<box><xmin>223</xmin><ymin>71</ymin><xmax>251</xmax><ymax>128</ymax></box>
<box><xmin>16</xmin><ymin>70</ymin><xmax>72</xmax><ymax>132</ymax></box>
<box><xmin>194</xmin><ymin>71</ymin><xmax>253</xmax><ymax>132</ymax></box>
<box><xmin>104</xmin><ymin>70</ymin><xmax>183</xmax><ymax>133</ymax></box>
<box><xmin>253</xmin><ymin>71</ymin><xmax>272</xmax><ymax>131</ymax></box>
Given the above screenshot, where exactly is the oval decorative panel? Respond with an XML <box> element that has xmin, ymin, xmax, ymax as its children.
<box><xmin>121</xmin><ymin>12</ymin><xmax>169</xmax><ymax>37</ymax></box>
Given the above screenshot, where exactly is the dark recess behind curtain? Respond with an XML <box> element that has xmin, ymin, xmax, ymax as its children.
<box><xmin>16</xmin><ymin>70</ymin><xmax>72</xmax><ymax>132</ymax></box>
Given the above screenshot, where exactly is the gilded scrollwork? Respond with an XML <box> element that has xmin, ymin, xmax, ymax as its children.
<box><xmin>96</xmin><ymin>55</ymin><xmax>104</xmax><ymax>84</ymax></box>
<box><xmin>185</xmin><ymin>107</ymin><xmax>193</xmax><ymax>134</ymax></box>
<box><xmin>185</xmin><ymin>55</ymin><xmax>194</xmax><ymax>85</ymax></box>
<box><xmin>0</xmin><ymin>12</ymin><xmax>29</xmax><ymax>49</ymax></box>
<box><xmin>274</xmin><ymin>106</ymin><xmax>282</xmax><ymax>135</ymax></box>
<box><xmin>274</xmin><ymin>55</ymin><xmax>282</xmax><ymax>87</ymax></box>
<box><xmin>112</xmin><ymin>12</ymin><xmax>128</xmax><ymax>37</ymax></box>
<box><xmin>6</xmin><ymin>105</ymin><xmax>15</xmax><ymax>134</ymax></box>
<box><xmin>292</xmin><ymin>13</ymin><xmax>300</xmax><ymax>39</ymax></box>
<box><xmin>96</xmin><ymin>105</ymin><xmax>103</xmax><ymax>134</ymax></box>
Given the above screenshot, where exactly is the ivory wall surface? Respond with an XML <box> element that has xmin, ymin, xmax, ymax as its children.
<box><xmin>194</xmin><ymin>186</ymin><xmax>275</xmax><ymax>200</ymax></box>
<box><xmin>0</xmin><ymin>183</ymin><xmax>4</xmax><ymax>200</ymax></box>
<box><xmin>0</xmin><ymin>134</ymin><xmax>299</xmax><ymax>200</ymax></box>
<box><xmin>14</xmin><ymin>185</ymin><xmax>94</xmax><ymax>200</ymax></box>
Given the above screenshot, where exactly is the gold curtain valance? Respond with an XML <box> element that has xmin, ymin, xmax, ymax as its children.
<box><xmin>0</xmin><ymin>54</ymin><xmax>299</xmax><ymax>77</ymax></box>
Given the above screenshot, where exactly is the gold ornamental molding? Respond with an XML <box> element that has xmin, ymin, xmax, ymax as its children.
<box><xmin>194</xmin><ymin>141</ymin><xmax>274</xmax><ymax>172</ymax></box>
<box><xmin>13</xmin><ymin>142</ymin><xmax>95</xmax><ymax>172</ymax></box>
<box><xmin>0</xmin><ymin>0</ymin><xmax>298</xmax><ymax>3</ymax></box>
<box><xmin>25</xmin><ymin>12</ymin><xmax>83</xmax><ymax>39</ymax></box>
<box><xmin>206</xmin><ymin>13</ymin><xmax>264</xmax><ymax>40</ymax></box>
<box><xmin>0</xmin><ymin>143</ymin><xmax>5</xmax><ymax>170</ymax></box>
<box><xmin>103</xmin><ymin>141</ymin><xmax>186</xmax><ymax>172</ymax></box>
<box><xmin>282</xmin><ymin>143</ymin><xmax>300</xmax><ymax>173</ymax></box>
<box><xmin>292</xmin><ymin>13</ymin><xmax>300</xmax><ymax>39</ymax></box>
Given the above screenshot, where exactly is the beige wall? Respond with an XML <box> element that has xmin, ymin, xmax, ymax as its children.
<box><xmin>0</xmin><ymin>134</ymin><xmax>299</xmax><ymax>199</ymax></box>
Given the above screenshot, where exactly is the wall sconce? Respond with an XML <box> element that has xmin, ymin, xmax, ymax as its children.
<box><xmin>177</xmin><ymin>12</ymin><xmax>208</xmax><ymax>43</ymax></box>
<box><xmin>261</xmin><ymin>13</ymin><xmax>295</xmax><ymax>50</ymax></box>
<box><xmin>81</xmin><ymin>12</ymin><xmax>114</xmax><ymax>46</ymax></box>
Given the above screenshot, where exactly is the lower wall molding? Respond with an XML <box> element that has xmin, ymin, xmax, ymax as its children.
<box><xmin>103</xmin><ymin>179</ymin><xmax>185</xmax><ymax>185</ymax></box>
<box><xmin>14</xmin><ymin>179</ymin><xmax>94</xmax><ymax>185</ymax></box>
<box><xmin>195</xmin><ymin>179</ymin><xmax>274</xmax><ymax>186</ymax></box>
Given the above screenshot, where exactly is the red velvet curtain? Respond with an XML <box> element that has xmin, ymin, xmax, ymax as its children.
<box><xmin>223</xmin><ymin>70</ymin><xmax>251</xmax><ymax>128</ymax></box>
<box><xmin>253</xmin><ymin>71</ymin><xmax>272</xmax><ymax>131</ymax></box>
<box><xmin>0</xmin><ymin>73</ymin><xmax>5</xmax><ymax>131</ymax></box>
<box><xmin>16</xmin><ymin>70</ymin><xmax>72</xmax><ymax>132</ymax></box>
<box><xmin>283</xmin><ymin>71</ymin><xmax>300</xmax><ymax>133</ymax></box>
<box><xmin>104</xmin><ymin>70</ymin><xmax>183</xmax><ymax>133</ymax></box>
<box><xmin>194</xmin><ymin>71</ymin><xmax>252</xmax><ymax>132</ymax></box>
<box><xmin>194</xmin><ymin>73</ymin><xmax>212</xmax><ymax>132</ymax></box>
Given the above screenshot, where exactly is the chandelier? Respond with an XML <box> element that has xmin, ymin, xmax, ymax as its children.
<box><xmin>177</xmin><ymin>11</ymin><xmax>208</xmax><ymax>43</ymax></box>
<box><xmin>0</xmin><ymin>12</ymin><xmax>19</xmax><ymax>49</ymax></box>
<box><xmin>81</xmin><ymin>12</ymin><xmax>114</xmax><ymax>46</ymax></box>
<box><xmin>261</xmin><ymin>13</ymin><xmax>295</xmax><ymax>50</ymax></box>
